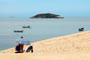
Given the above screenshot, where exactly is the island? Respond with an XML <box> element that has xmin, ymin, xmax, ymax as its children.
<box><xmin>30</xmin><ymin>13</ymin><xmax>64</xmax><ymax>19</ymax></box>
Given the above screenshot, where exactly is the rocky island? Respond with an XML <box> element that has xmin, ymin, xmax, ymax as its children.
<box><xmin>31</xmin><ymin>13</ymin><xmax>64</xmax><ymax>19</ymax></box>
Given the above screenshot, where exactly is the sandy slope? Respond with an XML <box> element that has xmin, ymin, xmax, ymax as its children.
<box><xmin>0</xmin><ymin>31</ymin><xmax>90</xmax><ymax>60</ymax></box>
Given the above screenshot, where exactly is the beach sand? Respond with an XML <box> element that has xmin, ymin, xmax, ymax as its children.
<box><xmin>0</xmin><ymin>31</ymin><xmax>90</xmax><ymax>60</ymax></box>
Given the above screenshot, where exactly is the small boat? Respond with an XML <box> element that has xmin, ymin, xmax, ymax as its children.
<box><xmin>22</xmin><ymin>25</ymin><xmax>30</xmax><ymax>28</ymax></box>
<box><xmin>78</xmin><ymin>28</ymin><xmax>84</xmax><ymax>32</ymax></box>
<box><xmin>14</xmin><ymin>30</ymin><xmax>23</xmax><ymax>33</ymax></box>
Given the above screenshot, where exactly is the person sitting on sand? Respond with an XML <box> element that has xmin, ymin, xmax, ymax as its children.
<box><xmin>26</xmin><ymin>45</ymin><xmax>33</xmax><ymax>53</ymax></box>
<box><xmin>15</xmin><ymin>43</ymin><xmax>24</xmax><ymax>53</ymax></box>
<box><xmin>15</xmin><ymin>36</ymin><xmax>24</xmax><ymax>53</ymax></box>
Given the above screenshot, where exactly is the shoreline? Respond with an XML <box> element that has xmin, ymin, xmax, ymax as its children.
<box><xmin>0</xmin><ymin>32</ymin><xmax>80</xmax><ymax>51</ymax></box>
<box><xmin>1</xmin><ymin>31</ymin><xmax>90</xmax><ymax>60</ymax></box>
<box><xmin>1</xmin><ymin>31</ymin><xmax>90</xmax><ymax>52</ymax></box>
<box><xmin>0</xmin><ymin>31</ymin><xmax>85</xmax><ymax>52</ymax></box>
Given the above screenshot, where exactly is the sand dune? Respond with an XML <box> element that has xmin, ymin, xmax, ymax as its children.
<box><xmin>1</xmin><ymin>31</ymin><xmax>90</xmax><ymax>60</ymax></box>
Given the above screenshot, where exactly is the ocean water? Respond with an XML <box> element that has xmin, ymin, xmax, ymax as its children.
<box><xmin>0</xmin><ymin>17</ymin><xmax>90</xmax><ymax>50</ymax></box>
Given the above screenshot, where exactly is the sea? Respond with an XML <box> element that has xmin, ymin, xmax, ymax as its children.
<box><xmin>0</xmin><ymin>17</ymin><xmax>90</xmax><ymax>50</ymax></box>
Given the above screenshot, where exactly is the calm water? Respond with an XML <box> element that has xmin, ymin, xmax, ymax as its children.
<box><xmin>0</xmin><ymin>17</ymin><xmax>90</xmax><ymax>50</ymax></box>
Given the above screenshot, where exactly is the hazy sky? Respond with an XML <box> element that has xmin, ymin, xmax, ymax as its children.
<box><xmin>0</xmin><ymin>0</ymin><xmax>90</xmax><ymax>18</ymax></box>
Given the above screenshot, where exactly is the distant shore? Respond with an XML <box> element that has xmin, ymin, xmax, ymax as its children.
<box><xmin>1</xmin><ymin>31</ymin><xmax>90</xmax><ymax>60</ymax></box>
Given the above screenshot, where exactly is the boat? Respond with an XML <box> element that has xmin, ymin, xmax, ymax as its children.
<box><xmin>78</xmin><ymin>28</ymin><xmax>84</xmax><ymax>32</ymax></box>
<box><xmin>14</xmin><ymin>30</ymin><xmax>23</xmax><ymax>33</ymax></box>
<box><xmin>22</xmin><ymin>25</ymin><xmax>30</xmax><ymax>28</ymax></box>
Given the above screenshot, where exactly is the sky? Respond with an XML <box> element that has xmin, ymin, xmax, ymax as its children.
<box><xmin>0</xmin><ymin>0</ymin><xmax>90</xmax><ymax>18</ymax></box>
